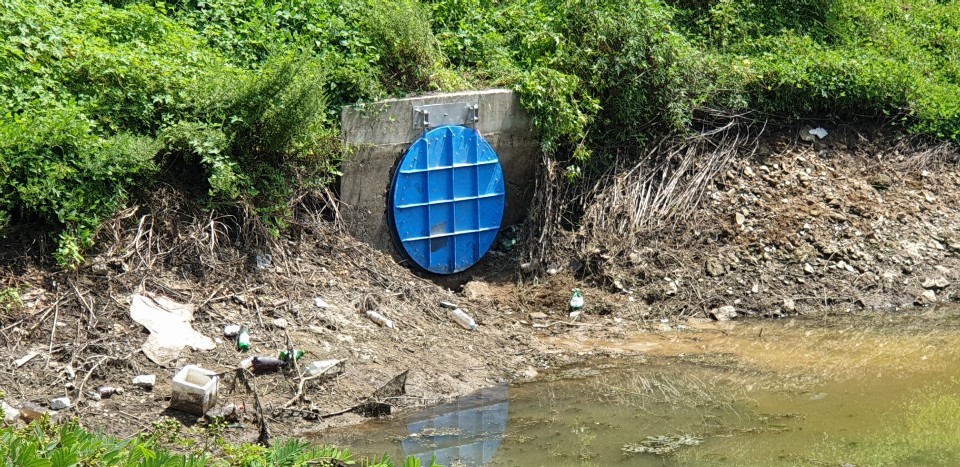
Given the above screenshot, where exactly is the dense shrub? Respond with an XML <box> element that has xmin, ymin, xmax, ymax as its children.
<box><xmin>2</xmin><ymin>0</ymin><xmax>960</xmax><ymax>265</ymax></box>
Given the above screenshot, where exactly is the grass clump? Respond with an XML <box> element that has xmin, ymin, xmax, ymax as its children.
<box><xmin>0</xmin><ymin>401</ymin><xmax>440</xmax><ymax>467</ymax></box>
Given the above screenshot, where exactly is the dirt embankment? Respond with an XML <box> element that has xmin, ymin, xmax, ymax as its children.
<box><xmin>1</xmin><ymin>128</ymin><xmax>959</xmax><ymax>443</ymax></box>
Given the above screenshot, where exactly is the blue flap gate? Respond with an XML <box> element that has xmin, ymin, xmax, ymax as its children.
<box><xmin>389</xmin><ymin>125</ymin><xmax>505</xmax><ymax>274</ymax></box>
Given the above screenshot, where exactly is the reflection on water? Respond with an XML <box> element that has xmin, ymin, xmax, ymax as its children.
<box><xmin>401</xmin><ymin>385</ymin><xmax>509</xmax><ymax>466</ymax></box>
<box><xmin>321</xmin><ymin>310</ymin><xmax>960</xmax><ymax>466</ymax></box>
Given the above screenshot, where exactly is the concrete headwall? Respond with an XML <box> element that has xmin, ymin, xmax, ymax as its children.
<box><xmin>339</xmin><ymin>89</ymin><xmax>539</xmax><ymax>254</ymax></box>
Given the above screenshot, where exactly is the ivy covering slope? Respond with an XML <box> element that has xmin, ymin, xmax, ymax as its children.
<box><xmin>0</xmin><ymin>0</ymin><xmax>958</xmax><ymax>264</ymax></box>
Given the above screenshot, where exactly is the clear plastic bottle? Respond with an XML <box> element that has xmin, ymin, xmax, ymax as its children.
<box><xmin>449</xmin><ymin>308</ymin><xmax>477</xmax><ymax>330</ymax></box>
<box><xmin>305</xmin><ymin>359</ymin><xmax>342</xmax><ymax>377</ymax></box>
<box><xmin>365</xmin><ymin>310</ymin><xmax>394</xmax><ymax>329</ymax></box>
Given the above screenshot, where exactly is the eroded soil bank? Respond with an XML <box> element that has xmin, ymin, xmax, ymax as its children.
<box><xmin>1</xmin><ymin>130</ymin><xmax>959</xmax><ymax>447</ymax></box>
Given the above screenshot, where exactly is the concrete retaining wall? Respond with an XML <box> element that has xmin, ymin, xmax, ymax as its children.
<box><xmin>339</xmin><ymin>89</ymin><xmax>539</xmax><ymax>255</ymax></box>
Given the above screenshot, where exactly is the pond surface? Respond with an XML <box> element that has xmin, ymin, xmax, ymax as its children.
<box><xmin>320</xmin><ymin>309</ymin><xmax>960</xmax><ymax>466</ymax></box>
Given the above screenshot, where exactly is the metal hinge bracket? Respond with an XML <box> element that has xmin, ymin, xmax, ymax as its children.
<box><xmin>413</xmin><ymin>101</ymin><xmax>480</xmax><ymax>130</ymax></box>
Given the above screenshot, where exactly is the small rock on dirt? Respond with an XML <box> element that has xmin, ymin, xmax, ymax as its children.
<box><xmin>133</xmin><ymin>374</ymin><xmax>156</xmax><ymax>389</ymax></box>
<box><xmin>915</xmin><ymin>290</ymin><xmax>937</xmax><ymax>306</ymax></box>
<box><xmin>49</xmin><ymin>397</ymin><xmax>71</xmax><ymax>410</ymax></box>
<box><xmin>783</xmin><ymin>298</ymin><xmax>796</xmax><ymax>312</ymax></box>
<box><xmin>709</xmin><ymin>305</ymin><xmax>738</xmax><ymax>321</ymax></box>
<box><xmin>922</xmin><ymin>277</ymin><xmax>950</xmax><ymax>290</ymax></box>
<box><xmin>706</xmin><ymin>258</ymin><xmax>726</xmax><ymax>277</ymax></box>
<box><xmin>271</xmin><ymin>318</ymin><xmax>288</xmax><ymax>329</ymax></box>
<box><xmin>520</xmin><ymin>367</ymin><xmax>538</xmax><ymax>380</ymax></box>
<box><xmin>223</xmin><ymin>324</ymin><xmax>241</xmax><ymax>337</ymax></box>
<box><xmin>2</xmin><ymin>401</ymin><xmax>19</xmax><ymax>425</ymax></box>
<box><xmin>803</xmin><ymin>263</ymin><xmax>815</xmax><ymax>275</ymax></box>
<box><xmin>461</xmin><ymin>280</ymin><xmax>492</xmax><ymax>301</ymax></box>
<box><xmin>314</xmin><ymin>297</ymin><xmax>331</xmax><ymax>309</ymax></box>
<box><xmin>528</xmin><ymin>312</ymin><xmax>548</xmax><ymax>320</ymax></box>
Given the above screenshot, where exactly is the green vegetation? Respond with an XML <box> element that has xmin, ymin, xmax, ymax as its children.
<box><xmin>0</xmin><ymin>405</ymin><xmax>438</xmax><ymax>466</ymax></box>
<box><xmin>833</xmin><ymin>380</ymin><xmax>960</xmax><ymax>465</ymax></box>
<box><xmin>1</xmin><ymin>0</ymin><xmax>958</xmax><ymax>264</ymax></box>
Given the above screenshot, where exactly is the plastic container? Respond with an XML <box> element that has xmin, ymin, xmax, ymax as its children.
<box><xmin>365</xmin><ymin>310</ymin><xmax>394</xmax><ymax>329</ymax></box>
<box><xmin>171</xmin><ymin>365</ymin><xmax>219</xmax><ymax>416</ymax></box>
<box><xmin>449</xmin><ymin>308</ymin><xmax>477</xmax><ymax>330</ymax></box>
<box><xmin>237</xmin><ymin>326</ymin><xmax>251</xmax><ymax>352</ymax></box>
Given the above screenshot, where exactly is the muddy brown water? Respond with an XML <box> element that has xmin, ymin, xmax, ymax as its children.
<box><xmin>317</xmin><ymin>308</ymin><xmax>960</xmax><ymax>466</ymax></box>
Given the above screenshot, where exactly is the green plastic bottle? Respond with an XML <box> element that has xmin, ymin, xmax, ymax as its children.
<box><xmin>279</xmin><ymin>349</ymin><xmax>305</xmax><ymax>363</ymax></box>
<box><xmin>237</xmin><ymin>326</ymin><xmax>251</xmax><ymax>352</ymax></box>
<box><xmin>569</xmin><ymin>289</ymin><xmax>585</xmax><ymax>311</ymax></box>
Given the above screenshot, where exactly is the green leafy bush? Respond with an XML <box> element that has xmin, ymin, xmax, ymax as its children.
<box><xmin>3</xmin><ymin>0</ymin><xmax>960</xmax><ymax>266</ymax></box>
<box><xmin>0</xmin><ymin>413</ymin><xmax>440</xmax><ymax>466</ymax></box>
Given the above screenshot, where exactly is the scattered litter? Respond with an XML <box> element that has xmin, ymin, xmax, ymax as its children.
<box><xmin>98</xmin><ymin>386</ymin><xmax>123</xmax><ymax>398</ymax></box>
<box><xmin>353</xmin><ymin>370</ymin><xmax>409</xmax><ymax>417</ymax></box>
<box><xmin>171</xmin><ymin>365</ymin><xmax>219</xmax><ymax>416</ymax></box>
<box><xmin>18</xmin><ymin>402</ymin><xmax>48</xmax><ymax>421</ymax></box>
<box><xmin>314</xmin><ymin>297</ymin><xmax>331</xmax><ymax>309</ymax></box>
<box><xmin>439</xmin><ymin>301</ymin><xmax>458</xmax><ymax>309</ymax></box>
<box><xmin>279</xmin><ymin>349</ymin><xmax>305</xmax><ymax>363</ymax></box>
<box><xmin>546</xmin><ymin>268</ymin><xmax>559</xmax><ymax>276</ymax></box>
<box><xmin>304</xmin><ymin>359</ymin><xmax>344</xmax><ymax>377</ymax></box>
<box><xmin>223</xmin><ymin>324</ymin><xmax>241</xmax><ymax>337</ymax></box>
<box><xmin>132</xmin><ymin>374</ymin><xmax>156</xmax><ymax>389</ymax></box>
<box><xmin>129</xmin><ymin>294</ymin><xmax>215</xmax><ymax>365</ymax></box>
<box><xmin>271</xmin><ymin>318</ymin><xmax>288</xmax><ymax>329</ymax></box>
<box><xmin>50</xmin><ymin>397</ymin><xmax>71</xmax><ymax>410</ymax></box>
<box><xmin>206</xmin><ymin>403</ymin><xmax>242</xmax><ymax>422</ymax></box>
<box><xmin>255</xmin><ymin>253</ymin><xmax>272</xmax><ymax>270</ymax></box>
<box><xmin>2</xmin><ymin>401</ymin><xmax>19</xmax><ymax>425</ymax></box>
<box><xmin>569</xmin><ymin>310</ymin><xmax>582</xmax><ymax>319</ymax></box>
<box><xmin>240</xmin><ymin>357</ymin><xmax>254</xmax><ymax>370</ymax></box>
<box><xmin>237</xmin><ymin>325</ymin><xmax>251</xmax><ymax>352</ymax></box>
<box><xmin>251</xmin><ymin>356</ymin><xmax>284</xmax><ymax>373</ymax></box>
<box><xmin>365</xmin><ymin>310</ymin><xmax>394</xmax><ymax>329</ymax></box>
<box><xmin>529</xmin><ymin>312</ymin><xmax>548</xmax><ymax>320</ymax></box>
<box><xmin>808</xmin><ymin>127</ymin><xmax>828</xmax><ymax>139</ymax></box>
<box><xmin>569</xmin><ymin>289</ymin><xmax>585</xmax><ymax>311</ymax></box>
<box><xmin>449</xmin><ymin>308</ymin><xmax>477</xmax><ymax>330</ymax></box>
<box><xmin>14</xmin><ymin>351</ymin><xmax>40</xmax><ymax>368</ymax></box>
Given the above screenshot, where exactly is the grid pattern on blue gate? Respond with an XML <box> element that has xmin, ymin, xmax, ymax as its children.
<box><xmin>391</xmin><ymin>125</ymin><xmax>505</xmax><ymax>274</ymax></box>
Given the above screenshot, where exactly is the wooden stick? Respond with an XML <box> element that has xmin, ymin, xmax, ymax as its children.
<box><xmin>46</xmin><ymin>301</ymin><xmax>59</xmax><ymax>361</ymax></box>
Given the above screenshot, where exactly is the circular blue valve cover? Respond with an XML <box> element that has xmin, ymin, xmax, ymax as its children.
<box><xmin>389</xmin><ymin>125</ymin><xmax>505</xmax><ymax>274</ymax></box>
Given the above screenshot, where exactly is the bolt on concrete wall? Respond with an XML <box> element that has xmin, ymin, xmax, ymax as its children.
<box><xmin>339</xmin><ymin>89</ymin><xmax>539</xmax><ymax>255</ymax></box>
